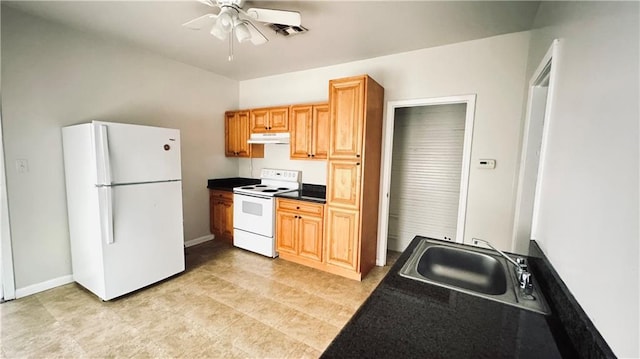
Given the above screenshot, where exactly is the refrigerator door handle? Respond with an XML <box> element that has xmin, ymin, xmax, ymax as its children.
<box><xmin>98</xmin><ymin>186</ymin><xmax>115</xmax><ymax>244</ymax></box>
<box><xmin>95</xmin><ymin>124</ymin><xmax>112</xmax><ymax>186</ymax></box>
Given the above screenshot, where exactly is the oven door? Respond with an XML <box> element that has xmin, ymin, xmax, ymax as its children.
<box><xmin>233</xmin><ymin>193</ymin><xmax>274</xmax><ymax>237</ymax></box>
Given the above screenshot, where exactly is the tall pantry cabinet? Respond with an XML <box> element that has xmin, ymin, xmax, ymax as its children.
<box><xmin>325</xmin><ymin>75</ymin><xmax>384</xmax><ymax>280</ymax></box>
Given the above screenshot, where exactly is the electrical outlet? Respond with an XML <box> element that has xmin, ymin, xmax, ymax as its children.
<box><xmin>15</xmin><ymin>159</ymin><xmax>29</xmax><ymax>174</ymax></box>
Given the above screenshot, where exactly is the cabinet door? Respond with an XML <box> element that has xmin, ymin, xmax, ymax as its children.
<box><xmin>250</xmin><ymin>109</ymin><xmax>269</xmax><ymax>133</ymax></box>
<box><xmin>225</xmin><ymin>111</ymin><xmax>252</xmax><ymax>157</ymax></box>
<box><xmin>327</xmin><ymin>161</ymin><xmax>362</xmax><ymax>209</ymax></box>
<box><xmin>225</xmin><ymin>112</ymin><xmax>238</xmax><ymax>157</ymax></box>
<box><xmin>329</xmin><ymin>77</ymin><xmax>365</xmax><ymax>159</ymax></box>
<box><xmin>236</xmin><ymin>111</ymin><xmax>251</xmax><ymax>157</ymax></box>
<box><xmin>269</xmin><ymin>107</ymin><xmax>289</xmax><ymax>132</ymax></box>
<box><xmin>325</xmin><ymin>207</ymin><xmax>359</xmax><ymax>271</ymax></box>
<box><xmin>209</xmin><ymin>191</ymin><xmax>216</xmax><ymax>234</ymax></box>
<box><xmin>276</xmin><ymin>211</ymin><xmax>298</xmax><ymax>255</ymax></box>
<box><xmin>221</xmin><ymin>198</ymin><xmax>234</xmax><ymax>241</ymax></box>
<box><xmin>290</xmin><ymin>105</ymin><xmax>313</xmax><ymax>159</ymax></box>
<box><xmin>212</xmin><ymin>200</ymin><xmax>224</xmax><ymax>238</ymax></box>
<box><xmin>312</xmin><ymin>104</ymin><xmax>329</xmax><ymax>159</ymax></box>
<box><xmin>299</xmin><ymin>215</ymin><xmax>323</xmax><ymax>262</ymax></box>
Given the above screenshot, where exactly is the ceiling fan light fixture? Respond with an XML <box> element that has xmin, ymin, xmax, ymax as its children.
<box><xmin>210</xmin><ymin>22</ymin><xmax>227</xmax><ymax>40</ymax></box>
<box><xmin>235</xmin><ymin>21</ymin><xmax>252</xmax><ymax>43</ymax></box>
<box><xmin>217</xmin><ymin>7</ymin><xmax>235</xmax><ymax>32</ymax></box>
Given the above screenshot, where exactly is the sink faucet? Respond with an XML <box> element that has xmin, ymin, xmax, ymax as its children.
<box><xmin>471</xmin><ymin>238</ymin><xmax>533</xmax><ymax>295</ymax></box>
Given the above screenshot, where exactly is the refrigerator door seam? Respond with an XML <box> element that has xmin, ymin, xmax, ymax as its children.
<box><xmin>96</xmin><ymin>179</ymin><xmax>182</xmax><ymax>187</ymax></box>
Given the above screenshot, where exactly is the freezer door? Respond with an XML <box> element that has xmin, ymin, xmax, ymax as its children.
<box><xmin>101</xmin><ymin>181</ymin><xmax>185</xmax><ymax>300</ymax></box>
<box><xmin>95</xmin><ymin>121</ymin><xmax>181</xmax><ymax>184</ymax></box>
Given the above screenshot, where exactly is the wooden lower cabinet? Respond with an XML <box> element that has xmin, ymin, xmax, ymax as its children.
<box><xmin>276</xmin><ymin>198</ymin><xmax>324</xmax><ymax>267</ymax></box>
<box><xmin>325</xmin><ymin>207</ymin><xmax>359</xmax><ymax>271</ymax></box>
<box><xmin>209</xmin><ymin>190</ymin><xmax>234</xmax><ymax>243</ymax></box>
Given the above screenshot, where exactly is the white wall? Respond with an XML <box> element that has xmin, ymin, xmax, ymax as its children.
<box><xmin>239</xmin><ymin>31</ymin><xmax>531</xmax><ymax>251</ymax></box>
<box><xmin>1</xmin><ymin>6</ymin><xmax>239</xmax><ymax>291</ymax></box>
<box><xmin>525</xmin><ymin>2</ymin><xmax>639</xmax><ymax>357</ymax></box>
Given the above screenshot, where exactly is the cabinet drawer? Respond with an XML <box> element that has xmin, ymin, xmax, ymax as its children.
<box><xmin>210</xmin><ymin>190</ymin><xmax>233</xmax><ymax>201</ymax></box>
<box><xmin>277</xmin><ymin>198</ymin><xmax>324</xmax><ymax>216</ymax></box>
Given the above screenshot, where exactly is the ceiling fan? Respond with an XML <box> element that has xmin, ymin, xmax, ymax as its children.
<box><xmin>183</xmin><ymin>0</ymin><xmax>302</xmax><ymax>60</ymax></box>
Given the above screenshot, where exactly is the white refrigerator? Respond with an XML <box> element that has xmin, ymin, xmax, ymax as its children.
<box><xmin>62</xmin><ymin>121</ymin><xmax>185</xmax><ymax>301</ymax></box>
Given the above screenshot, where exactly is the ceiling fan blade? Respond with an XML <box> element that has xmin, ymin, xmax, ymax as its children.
<box><xmin>245</xmin><ymin>21</ymin><xmax>268</xmax><ymax>45</ymax></box>
<box><xmin>196</xmin><ymin>0</ymin><xmax>216</xmax><ymax>7</ymax></box>
<box><xmin>182</xmin><ymin>13</ymin><xmax>218</xmax><ymax>30</ymax></box>
<box><xmin>245</xmin><ymin>7</ymin><xmax>301</xmax><ymax>26</ymax></box>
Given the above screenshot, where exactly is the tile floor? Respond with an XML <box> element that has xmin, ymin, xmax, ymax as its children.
<box><xmin>1</xmin><ymin>240</ymin><xmax>400</xmax><ymax>358</ymax></box>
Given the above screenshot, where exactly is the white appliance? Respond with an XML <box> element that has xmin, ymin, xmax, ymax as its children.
<box><xmin>233</xmin><ymin>169</ymin><xmax>302</xmax><ymax>257</ymax></box>
<box><xmin>62</xmin><ymin>121</ymin><xmax>185</xmax><ymax>301</ymax></box>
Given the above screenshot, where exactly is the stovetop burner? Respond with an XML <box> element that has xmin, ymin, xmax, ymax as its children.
<box><xmin>262</xmin><ymin>189</ymin><xmax>278</xmax><ymax>193</ymax></box>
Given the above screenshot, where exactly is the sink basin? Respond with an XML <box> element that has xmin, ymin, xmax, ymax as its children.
<box><xmin>416</xmin><ymin>246</ymin><xmax>507</xmax><ymax>295</ymax></box>
<box><xmin>399</xmin><ymin>237</ymin><xmax>550</xmax><ymax>315</ymax></box>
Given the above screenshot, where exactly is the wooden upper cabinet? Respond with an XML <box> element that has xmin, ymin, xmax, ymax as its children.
<box><xmin>290</xmin><ymin>103</ymin><xmax>329</xmax><ymax>160</ymax></box>
<box><xmin>225</xmin><ymin>110</ymin><xmax>263</xmax><ymax>158</ymax></box>
<box><xmin>290</xmin><ymin>105</ymin><xmax>313</xmax><ymax>159</ymax></box>
<box><xmin>328</xmin><ymin>78</ymin><xmax>365</xmax><ymax>160</ymax></box>
<box><xmin>312</xmin><ymin>104</ymin><xmax>330</xmax><ymax>159</ymax></box>
<box><xmin>250</xmin><ymin>106</ymin><xmax>289</xmax><ymax>133</ymax></box>
<box><xmin>327</xmin><ymin>160</ymin><xmax>362</xmax><ymax>209</ymax></box>
<box><xmin>250</xmin><ymin>109</ymin><xmax>269</xmax><ymax>133</ymax></box>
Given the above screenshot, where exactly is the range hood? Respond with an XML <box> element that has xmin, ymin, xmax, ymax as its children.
<box><xmin>247</xmin><ymin>132</ymin><xmax>290</xmax><ymax>144</ymax></box>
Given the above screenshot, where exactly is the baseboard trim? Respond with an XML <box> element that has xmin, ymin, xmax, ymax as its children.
<box><xmin>184</xmin><ymin>234</ymin><xmax>214</xmax><ymax>248</ymax></box>
<box><xmin>15</xmin><ymin>274</ymin><xmax>74</xmax><ymax>299</ymax></box>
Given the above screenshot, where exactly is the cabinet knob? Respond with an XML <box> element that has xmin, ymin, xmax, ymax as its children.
<box><xmin>356</xmin><ymin>162</ymin><xmax>361</xmax><ymax>166</ymax></box>
<box><xmin>311</xmin><ymin>154</ymin><xmax>315</xmax><ymax>157</ymax></box>
<box><xmin>356</xmin><ymin>154</ymin><xmax>361</xmax><ymax>158</ymax></box>
<box><xmin>264</xmin><ymin>126</ymin><xmax>268</xmax><ymax>130</ymax></box>
<box><xmin>296</xmin><ymin>206</ymin><xmax>300</xmax><ymax>209</ymax></box>
<box><xmin>307</xmin><ymin>154</ymin><xmax>311</xmax><ymax>157</ymax></box>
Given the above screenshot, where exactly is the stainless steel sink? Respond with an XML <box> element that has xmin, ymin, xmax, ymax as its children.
<box><xmin>400</xmin><ymin>238</ymin><xmax>550</xmax><ymax>315</ymax></box>
<box><xmin>416</xmin><ymin>246</ymin><xmax>508</xmax><ymax>295</ymax></box>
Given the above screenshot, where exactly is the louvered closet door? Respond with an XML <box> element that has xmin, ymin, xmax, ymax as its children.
<box><xmin>388</xmin><ymin>104</ymin><xmax>466</xmax><ymax>251</ymax></box>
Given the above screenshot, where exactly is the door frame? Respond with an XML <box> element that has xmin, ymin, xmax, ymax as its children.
<box><xmin>376</xmin><ymin>94</ymin><xmax>476</xmax><ymax>265</ymax></box>
<box><xmin>511</xmin><ymin>39</ymin><xmax>560</xmax><ymax>252</ymax></box>
<box><xmin>1</xmin><ymin>106</ymin><xmax>17</xmax><ymax>301</ymax></box>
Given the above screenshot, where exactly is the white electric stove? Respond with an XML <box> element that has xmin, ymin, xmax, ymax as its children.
<box><xmin>232</xmin><ymin>169</ymin><xmax>302</xmax><ymax>257</ymax></box>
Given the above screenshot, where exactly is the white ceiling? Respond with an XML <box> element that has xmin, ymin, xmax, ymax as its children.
<box><xmin>4</xmin><ymin>1</ymin><xmax>541</xmax><ymax>81</ymax></box>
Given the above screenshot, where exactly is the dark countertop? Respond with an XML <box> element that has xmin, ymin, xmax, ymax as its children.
<box><xmin>207</xmin><ymin>177</ymin><xmax>260</xmax><ymax>191</ymax></box>
<box><xmin>322</xmin><ymin>236</ymin><xmax>580</xmax><ymax>359</ymax></box>
<box><xmin>275</xmin><ymin>183</ymin><xmax>326</xmax><ymax>204</ymax></box>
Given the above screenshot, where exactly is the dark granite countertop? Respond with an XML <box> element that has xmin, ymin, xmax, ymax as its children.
<box><xmin>206</xmin><ymin>177</ymin><xmax>260</xmax><ymax>191</ymax></box>
<box><xmin>322</xmin><ymin>236</ymin><xmax>581</xmax><ymax>359</ymax></box>
<box><xmin>275</xmin><ymin>184</ymin><xmax>326</xmax><ymax>204</ymax></box>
